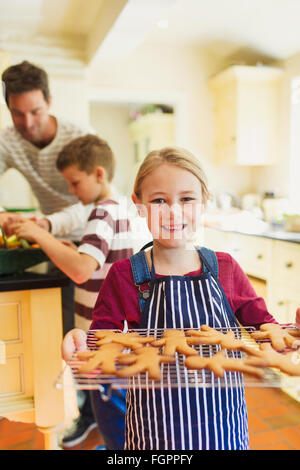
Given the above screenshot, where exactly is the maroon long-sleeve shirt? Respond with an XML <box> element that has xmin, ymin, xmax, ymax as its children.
<box><xmin>90</xmin><ymin>251</ymin><xmax>276</xmax><ymax>331</ymax></box>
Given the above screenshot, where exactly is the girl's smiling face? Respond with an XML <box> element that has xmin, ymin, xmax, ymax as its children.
<box><xmin>133</xmin><ymin>163</ymin><xmax>204</xmax><ymax>248</ymax></box>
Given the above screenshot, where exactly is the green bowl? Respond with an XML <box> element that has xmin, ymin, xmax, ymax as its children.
<box><xmin>3</xmin><ymin>207</ymin><xmax>37</xmax><ymax>213</ymax></box>
<box><xmin>0</xmin><ymin>247</ymin><xmax>48</xmax><ymax>276</ymax></box>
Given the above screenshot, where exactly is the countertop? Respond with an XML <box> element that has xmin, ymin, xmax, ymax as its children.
<box><xmin>0</xmin><ymin>264</ymin><xmax>70</xmax><ymax>292</ymax></box>
<box><xmin>205</xmin><ymin>224</ymin><xmax>300</xmax><ymax>244</ymax></box>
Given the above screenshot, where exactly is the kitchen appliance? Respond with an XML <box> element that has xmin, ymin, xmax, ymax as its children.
<box><xmin>285</xmin><ymin>215</ymin><xmax>300</xmax><ymax>233</ymax></box>
<box><xmin>241</xmin><ymin>193</ymin><xmax>262</xmax><ymax>211</ymax></box>
<box><xmin>241</xmin><ymin>193</ymin><xmax>264</xmax><ymax>220</ymax></box>
<box><xmin>261</xmin><ymin>197</ymin><xmax>290</xmax><ymax>222</ymax></box>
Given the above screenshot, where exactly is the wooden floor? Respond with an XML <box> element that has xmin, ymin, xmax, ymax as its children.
<box><xmin>2</xmin><ymin>387</ymin><xmax>300</xmax><ymax>450</ymax></box>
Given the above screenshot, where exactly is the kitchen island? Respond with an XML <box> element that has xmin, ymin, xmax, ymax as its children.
<box><xmin>0</xmin><ymin>266</ymin><xmax>69</xmax><ymax>450</ymax></box>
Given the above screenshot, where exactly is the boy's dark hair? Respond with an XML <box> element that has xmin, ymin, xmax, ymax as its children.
<box><xmin>2</xmin><ymin>60</ymin><xmax>50</xmax><ymax>105</ymax></box>
<box><xmin>56</xmin><ymin>134</ymin><xmax>115</xmax><ymax>182</ymax></box>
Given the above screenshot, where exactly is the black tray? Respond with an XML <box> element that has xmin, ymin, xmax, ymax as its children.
<box><xmin>0</xmin><ymin>247</ymin><xmax>48</xmax><ymax>275</ymax></box>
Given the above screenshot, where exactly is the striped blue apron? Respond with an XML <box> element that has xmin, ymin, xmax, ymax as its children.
<box><xmin>126</xmin><ymin>246</ymin><xmax>249</xmax><ymax>450</ymax></box>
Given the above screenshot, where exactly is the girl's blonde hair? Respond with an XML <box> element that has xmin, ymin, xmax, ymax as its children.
<box><xmin>134</xmin><ymin>146</ymin><xmax>211</xmax><ymax>203</ymax></box>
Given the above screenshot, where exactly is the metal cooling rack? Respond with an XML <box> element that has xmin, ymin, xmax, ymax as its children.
<box><xmin>55</xmin><ymin>325</ymin><xmax>300</xmax><ymax>394</ymax></box>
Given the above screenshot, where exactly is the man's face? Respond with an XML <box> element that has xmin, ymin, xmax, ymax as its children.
<box><xmin>8</xmin><ymin>89</ymin><xmax>51</xmax><ymax>143</ymax></box>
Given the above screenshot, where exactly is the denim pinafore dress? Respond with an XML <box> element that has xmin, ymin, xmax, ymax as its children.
<box><xmin>125</xmin><ymin>246</ymin><xmax>249</xmax><ymax>450</ymax></box>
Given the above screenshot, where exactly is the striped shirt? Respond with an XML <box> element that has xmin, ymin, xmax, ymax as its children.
<box><xmin>74</xmin><ymin>197</ymin><xmax>134</xmax><ymax>331</ymax></box>
<box><xmin>0</xmin><ymin>119</ymin><xmax>92</xmax><ymax>215</ymax></box>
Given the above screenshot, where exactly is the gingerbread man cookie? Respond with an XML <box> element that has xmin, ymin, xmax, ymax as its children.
<box><xmin>76</xmin><ymin>343</ymin><xmax>124</xmax><ymax>374</ymax></box>
<box><xmin>186</xmin><ymin>325</ymin><xmax>259</xmax><ymax>356</ymax></box>
<box><xmin>93</xmin><ymin>330</ymin><xmax>119</xmax><ymax>344</ymax></box>
<box><xmin>94</xmin><ymin>330</ymin><xmax>155</xmax><ymax>350</ymax></box>
<box><xmin>245</xmin><ymin>342</ymin><xmax>300</xmax><ymax>376</ymax></box>
<box><xmin>116</xmin><ymin>346</ymin><xmax>176</xmax><ymax>380</ymax></box>
<box><xmin>250</xmin><ymin>323</ymin><xmax>300</xmax><ymax>351</ymax></box>
<box><xmin>152</xmin><ymin>330</ymin><xmax>198</xmax><ymax>357</ymax></box>
<box><xmin>184</xmin><ymin>349</ymin><xmax>265</xmax><ymax>378</ymax></box>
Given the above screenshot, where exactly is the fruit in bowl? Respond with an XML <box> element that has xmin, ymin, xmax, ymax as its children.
<box><xmin>0</xmin><ymin>229</ymin><xmax>36</xmax><ymax>249</ymax></box>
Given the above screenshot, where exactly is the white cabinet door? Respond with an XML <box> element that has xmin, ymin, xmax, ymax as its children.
<box><xmin>267</xmin><ymin>281</ymin><xmax>300</xmax><ymax>324</ymax></box>
<box><xmin>209</xmin><ymin>65</ymin><xmax>282</xmax><ymax>166</ymax></box>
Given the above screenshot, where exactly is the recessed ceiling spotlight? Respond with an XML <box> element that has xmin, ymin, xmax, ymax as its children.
<box><xmin>157</xmin><ymin>19</ymin><xmax>169</xmax><ymax>29</ymax></box>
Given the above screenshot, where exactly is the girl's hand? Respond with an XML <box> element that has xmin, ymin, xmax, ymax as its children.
<box><xmin>62</xmin><ymin>328</ymin><xmax>87</xmax><ymax>362</ymax></box>
<box><xmin>11</xmin><ymin>220</ymin><xmax>43</xmax><ymax>243</ymax></box>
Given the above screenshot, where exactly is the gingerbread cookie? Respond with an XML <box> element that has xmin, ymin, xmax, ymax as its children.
<box><xmin>76</xmin><ymin>343</ymin><xmax>124</xmax><ymax>374</ymax></box>
<box><xmin>116</xmin><ymin>346</ymin><xmax>176</xmax><ymax>380</ymax></box>
<box><xmin>93</xmin><ymin>330</ymin><xmax>119</xmax><ymax>344</ymax></box>
<box><xmin>286</xmin><ymin>328</ymin><xmax>300</xmax><ymax>338</ymax></box>
<box><xmin>186</xmin><ymin>326</ymin><xmax>260</xmax><ymax>356</ymax></box>
<box><xmin>152</xmin><ymin>330</ymin><xmax>198</xmax><ymax>357</ymax></box>
<box><xmin>94</xmin><ymin>330</ymin><xmax>155</xmax><ymax>350</ymax></box>
<box><xmin>184</xmin><ymin>349</ymin><xmax>265</xmax><ymax>378</ymax></box>
<box><xmin>250</xmin><ymin>323</ymin><xmax>300</xmax><ymax>351</ymax></box>
<box><xmin>245</xmin><ymin>342</ymin><xmax>300</xmax><ymax>376</ymax></box>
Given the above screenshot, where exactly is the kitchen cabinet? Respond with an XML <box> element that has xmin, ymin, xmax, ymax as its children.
<box><xmin>203</xmin><ymin>227</ymin><xmax>300</xmax><ymax>323</ymax></box>
<box><xmin>0</xmin><ymin>270</ymin><xmax>69</xmax><ymax>449</ymax></box>
<box><xmin>267</xmin><ymin>282</ymin><xmax>300</xmax><ymax>324</ymax></box>
<box><xmin>227</xmin><ymin>233</ymin><xmax>272</xmax><ymax>280</ymax></box>
<box><xmin>209</xmin><ymin>65</ymin><xmax>283</xmax><ymax>166</ymax></box>
<box><xmin>271</xmin><ymin>240</ymin><xmax>300</xmax><ymax>290</ymax></box>
<box><xmin>203</xmin><ymin>226</ymin><xmax>300</xmax><ymax>401</ymax></box>
<box><xmin>267</xmin><ymin>240</ymin><xmax>300</xmax><ymax>325</ymax></box>
<box><xmin>128</xmin><ymin>113</ymin><xmax>175</xmax><ymax>167</ymax></box>
<box><xmin>203</xmin><ymin>228</ymin><xmax>272</xmax><ymax>280</ymax></box>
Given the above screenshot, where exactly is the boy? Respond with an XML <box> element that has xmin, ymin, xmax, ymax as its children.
<box><xmin>13</xmin><ymin>134</ymin><xmax>132</xmax><ymax>449</ymax></box>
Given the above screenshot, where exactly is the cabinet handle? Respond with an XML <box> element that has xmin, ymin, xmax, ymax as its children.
<box><xmin>278</xmin><ymin>300</ymin><xmax>285</xmax><ymax>306</ymax></box>
<box><xmin>285</xmin><ymin>262</ymin><xmax>293</xmax><ymax>269</ymax></box>
<box><xmin>257</xmin><ymin>254</ymin><xmax>263</xmax><ymax>260</ymax></box>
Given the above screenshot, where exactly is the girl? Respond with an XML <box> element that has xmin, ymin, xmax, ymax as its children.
<box><xmin>63</xmin><ymin>146</ymin><xmax>278</xmax><ymax>450</ymax></box>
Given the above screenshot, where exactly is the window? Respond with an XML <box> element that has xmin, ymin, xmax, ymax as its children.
<box><xmin>289</xmin><ymin>77</ymin><xmax>300</xmax><ymax>211</ymax></box>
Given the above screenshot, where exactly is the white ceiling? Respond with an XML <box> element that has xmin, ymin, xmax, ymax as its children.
<box><xmin>1</xmin><ymin>0</ymin><xmax>300</xmax><ymax>67</ymax></box>
<box><xmin>0</xmin><ymin>0</ymin><xmax>103</xmax><ymax>37</ymax></box>
<box><xmin>146</xmin><ymin>0</ymin><xmax>300</xmax><ymax>60</ymax></box>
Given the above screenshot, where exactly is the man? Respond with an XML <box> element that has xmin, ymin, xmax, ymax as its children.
<box><xmin>0</xmin><ymin>60</ymin><xmax>97</xmax><ymax>448</ymax></box>
<box><xmin>0</xmin><ymin>60</ymin><xmax>92</xmax><ymax>236</ymax></box>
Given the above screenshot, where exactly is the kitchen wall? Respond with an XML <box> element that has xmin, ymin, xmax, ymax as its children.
<box><xmin>86</xmin><ymin>41</ymin><xmax>255</xmax><ymax>200</ymax></box>
<box><xmin>249</xmin><ymin>52</ymin><xmax>300</xmax><ymax>206</ymax></box>
<box><xmin>1</xmin><ymin>39</ymin><xmax>299</xmax><ymax>210</ymax></box>
<box><xmin>250</xmin><ymin>55</ymin><xmax>295</xmax><ymax>200</ymax></box>
<box><xmin>210</xmin><ymin>48</ymin><xmax>300</xmax><ymax>204</ymax></box>
<box><xmin>49</xmin><ymin>73</ymin><xmax>89</xmax><ymax>127</ymax></box>
<box><xmin>89</xmin><ymin>102</ymin><xmax>134</xmax><ymax>196</ymax></box>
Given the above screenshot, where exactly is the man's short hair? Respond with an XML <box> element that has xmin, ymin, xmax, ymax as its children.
<box><xmin>2</xmin><ymin>60</ymin><xmax>50</xmax><ymax>105</ymax></box>
<box><xmin>56</xmin><ymin>134</ymin><xmax>115</xmax><ymax>182</ymax></box>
